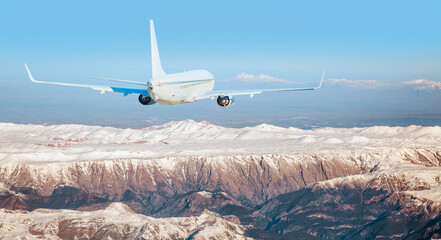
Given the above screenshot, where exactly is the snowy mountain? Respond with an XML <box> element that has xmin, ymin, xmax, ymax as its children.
<box><xmin>0</xmin><ymin>202</ymin><xmax>249</xmax><ymax>239</ymax></box>
<box><xmin>0</xmin><ymin>120</ymin><xmax>440</xmax><ymax>239</ymax></box>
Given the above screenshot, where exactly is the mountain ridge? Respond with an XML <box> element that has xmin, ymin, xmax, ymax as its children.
<box><xmin>0</xmin><ymin>120</ymin><xmax>440</xmax><ymax>239</ymax></box>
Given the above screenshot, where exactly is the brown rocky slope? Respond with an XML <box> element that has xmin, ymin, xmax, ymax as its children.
<box><xmin>0</xmin><ymin>121</ymin><xmax>440</xmax><ymax>239</ymax></box>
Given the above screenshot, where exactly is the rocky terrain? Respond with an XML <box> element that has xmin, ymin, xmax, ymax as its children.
<box><xmin>0</xmin><ymin>120</ymin><xmax>440</xmax><ymax>239</ymax></box>
<box><xmin>0</xmin><ymin>202</ymin><xmax>249</xmax><ymax>239</ymax></box>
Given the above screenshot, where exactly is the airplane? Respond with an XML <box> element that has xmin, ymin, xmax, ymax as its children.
<box><xmin>25</xmin><ymin>20</ymin><xmax>324</xmax><ymax>107</ymax></box>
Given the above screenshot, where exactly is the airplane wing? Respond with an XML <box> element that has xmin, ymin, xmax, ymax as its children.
<box><xmin>197</xmin><ymin>70</ymin><xmax>325</xmax><ymax>100</ymax></box>
<box><xmin>25</xmin><ymin>64</ymin><xmax>150</xmax><ymax>96</ymax></box>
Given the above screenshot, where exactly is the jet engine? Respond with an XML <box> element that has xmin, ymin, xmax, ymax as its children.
<box><xmin>138</xmin><ymin>94</ymin><xmax>156</xmax><ymax>105</ymax></box>
<box><xmin>217</xmin><ymin>96</ymin><xmax>235</xmax><ymax>107</ymax></box>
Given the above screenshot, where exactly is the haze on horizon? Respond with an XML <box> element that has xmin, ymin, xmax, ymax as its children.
<box><xmin>1</xmin><ymin>1</ymin><xmax>440</xmax><ymax>128</ymax></box>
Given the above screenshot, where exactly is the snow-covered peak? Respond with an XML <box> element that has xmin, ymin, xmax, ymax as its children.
<box><xmin>0</xmin><ymin>120</ymin><xmax>440</xmax><ymax>166</ymax></box>
<box><xmin>0</xmin><ymin>202</ymin><xmax>250</xmax><ymax>239</ymax></box>
<box><xmin>104</xmin><ymin>202</ymin><xmax>136</xmax><ymax>214</ymax></box>
<box><xmin>146</xmin><ymin>119</ymin><xmax>217</xmax><ymax>131</ymax></box>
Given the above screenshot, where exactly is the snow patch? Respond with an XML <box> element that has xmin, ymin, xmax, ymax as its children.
<box><xmin>197</xmin><ymin>191</ymin><xmax>213</xmax><ymax>198</ymax></box>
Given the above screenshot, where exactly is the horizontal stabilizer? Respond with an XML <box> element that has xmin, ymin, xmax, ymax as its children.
<box><xmin>159</xmin><ymin>79</ymin><xmax>213</xmax><ymax>85</ymax></box>
<box><xmin>87</xmin><ymin>76</ymin><xmax>149</xmax><ymax>86</ymax></box>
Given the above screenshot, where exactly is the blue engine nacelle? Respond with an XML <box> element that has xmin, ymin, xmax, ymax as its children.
<box><xmin>217</xmin><ymin>96</ymin><xmax>235</xmax><ymax>107</ymax></box>
<box><xmin>138</xmin><ymin>94</ymin><xmax>156</xmax><ymax>105</ymax></box>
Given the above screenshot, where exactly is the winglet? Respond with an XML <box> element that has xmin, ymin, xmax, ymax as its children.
<box><xmin>24</xmin><ymin>63</ymin><xmax>39</xmax><ymax>83</ymax></box>
<box><xmin>150</xmin><ymin>19</ymin><xmax>166</xmax><ymax>79</ymax></box>
<box><xmin>314</xmin><ymin>69</ymin><xmax>325</xmax><ymax>89</ymax></box>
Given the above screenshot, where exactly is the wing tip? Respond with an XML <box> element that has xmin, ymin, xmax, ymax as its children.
<box><xmin>24</xmin><ymin>63</ymin><xmax>37</xmax><ymax>83</ymax></box>
<box><xmin>315</xmin><ymin>69</ymin><xmax>325</xmax><ymax>89</ymax></box>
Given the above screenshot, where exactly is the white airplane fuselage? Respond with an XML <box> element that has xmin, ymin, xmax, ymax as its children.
<box><xmin>149</xmin><ymin>70</ymin><xmax>214</xmax><ymax>105</ymax></box>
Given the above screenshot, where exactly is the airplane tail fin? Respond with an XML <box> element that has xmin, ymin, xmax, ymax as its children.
<box><xmin>150</xmin><ymin>20</ymin><xmax>166</xmax><ymax>79</ymax></box>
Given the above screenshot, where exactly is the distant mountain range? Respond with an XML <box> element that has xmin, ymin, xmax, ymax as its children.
<box><xmin>0</xmin><ymin>120</ymin><xmax>440</xmax><ymax>239</ymax></box>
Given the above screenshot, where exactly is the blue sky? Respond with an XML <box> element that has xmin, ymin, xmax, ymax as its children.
<box><xmin>1</xmin><ymin>1</ymin><xmax>440</xmax><ymax>128</ymax></box>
